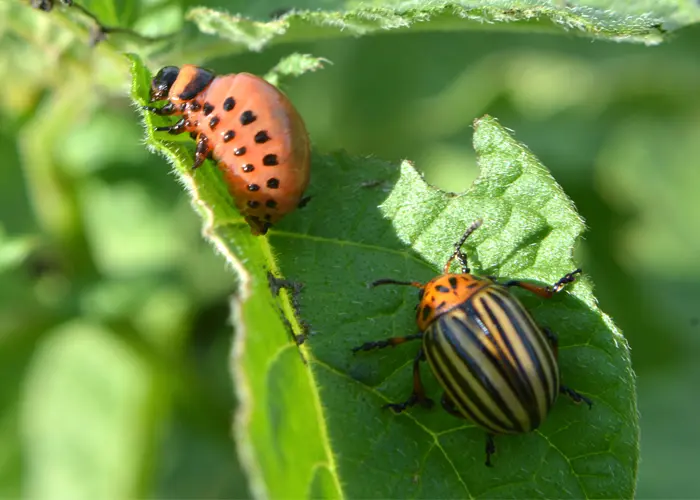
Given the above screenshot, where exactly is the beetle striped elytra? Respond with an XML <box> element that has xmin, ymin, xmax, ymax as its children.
<box><xmin>352</xmin><ymin>219</ymin><xmax>592</xmax><ymax>466</ymax></box>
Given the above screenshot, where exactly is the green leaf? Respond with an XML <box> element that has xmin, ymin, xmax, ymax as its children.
<box><xmin>186</xmin><ymin>1</ymin><xmax>665</xmax><ymax>59</ymax></box>
<box><xmin>130</xmin><ymin>54</ymin><xmax>637</xmax><ymax>497</ymax></box>
<box><xmin>21</xmin><ymin>322</ymin><xmax>162</xmax><ymax>500</ymax></box>
<box><xmin>263</xmin><ymin>53</ymin><xmax>330</xmax><ymax>88</ymax></box>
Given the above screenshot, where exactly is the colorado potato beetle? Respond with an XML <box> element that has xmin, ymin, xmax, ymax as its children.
<box><xmin>353</xmin><ymin>219</ymin><xmax>592</xmax><ymax>466</ymax></box>
<box><xmin>144</xmin><ymin>65</ymin><xmax>311</xmax><ymax>235</ymax></box>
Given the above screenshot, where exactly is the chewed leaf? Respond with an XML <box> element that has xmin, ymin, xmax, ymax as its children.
<box><xmin>272</xmin><ymin>117</ymin><xmax>638</xmax><ymax>497</ymax></box>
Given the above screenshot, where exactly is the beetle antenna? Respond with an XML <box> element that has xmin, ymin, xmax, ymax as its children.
<box><xmin>371</xmin><ymin>279</ymin><xmax>423</xmax><ymax>289</ymax></box>
<box><xmin>444</xmin><ymin>219</ymin><xmax>483</xmax><ymax>274</ymax></box>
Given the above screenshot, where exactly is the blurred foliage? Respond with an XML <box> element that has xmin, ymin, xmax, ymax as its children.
<box><xmin>1</xmin><ymin>0</ymin><xmax>699</xmax><ymax>498</ymax></box>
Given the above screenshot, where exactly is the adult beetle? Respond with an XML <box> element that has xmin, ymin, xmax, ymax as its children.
<box><xmin>353</xmin><ymin>220</ymin><xmax>592</xmax><ymax>466</ymax></box>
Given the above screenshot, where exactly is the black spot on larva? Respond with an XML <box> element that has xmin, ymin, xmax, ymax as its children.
<box><xmin>436</xmin><ymin>285</ymin><xmax>450</xmax><ymax>293</ymax></box>
<box><xmin>178</xmin><ymin>68</ymin><xmax>215</xmax><ymax>100</ymax></box>
<box><xmin>247</xmin><ymin>184</ymin><xmax>260</xmax><ymax>192</ymax></box>
<box><xmin>240</xmin><ymin>110</ymin><xmax>256</xmax><ymax>125</ymax></box>
<box><xmin>189</xmin><ymin>132</ymin><xmax>198</xmax><ymax>140</ymax></box>
<box><xmin>190</xmin><ymin>101</ymin><xmax>201</xmax><ymax>112</ymax></box>
<box><xmin>242</xmin><ymin>164</ymin><xmax>254</xmax><ymax>172</ymax></box>
<box><xmin>254</xmin><ymin>130</ymin><xmax>270</xmax><ymax>144</ymax></box>
<box><xmin>436</xmin><ymin>301</ymin><xmax>447</xmax><ymax>310</ymax></box>
<box><xmin>266</xmin><ymin>178</ymin><xmax>279</xmax><ymax>189</ymax></box>
<box><xmin>247</xmin><ymin>200</ymin><xmax>260</xmax><ymax>208</ymax></box>
<box><xmin>223</xmin><ymin>130</ymin><xmax>235</xmax><ymax>142</ymax></box>
<box><xmin>262</xmin><ymin>154</ymin><xmax>278</xmax><ymax>166</ymax></box>
<box><xmin>264</xmin><ymin>214</ymin><xmax>272</xmax><ymax>221</ymax></box>
<box><xmin>448</xmin><ymin>277</ymin><xmax>458</xmax><ymax>289</ymax></box>
<box><xmin>223</xmin><ymin>97</ymin><xmax>235</xmax><ymax>111</ymax></box>
<box><xmin>209</xmin><ymin>116</ymin><xmax>220</xmax><ymax>130</ymax></box>
<box><xmin>421</xmin><ymin>305</ymin><xmax>432</xmax><ymax>322</ymax></box>
<box><xmin>202</xmin><ymin>103</ymin><xmax>214</xmax><ymax>116</ymax></box>
<box><xmin>180</xmin><ymin>103</ymin><xmax>187</xmax><ymax>112</ymax></box>
<box><xmin>266</xmin><ymin>199</ymin><xmax>277</xmax><ymax>208</ymax></box>
<box><xmin>234</xmin><ymin>147</ymin><xmax>247</xmax><ymax>156</ymax></box>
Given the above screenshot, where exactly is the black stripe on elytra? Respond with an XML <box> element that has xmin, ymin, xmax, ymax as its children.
<box><xmin>443</xmin><ymin>312</ymin><xmax>527</xmax><ymax>432</ymax></box>
<box><xmin>426</xmin><ymin>322</ymin><xmax>515</xmax><ymax>433</ymax></box>
<box><xmin>479</xmin><ymin>294</ymin><xmax>542</xmax><ymax>426</ymax></box>
<box><xmin>491</xmin><ymin>288</ymin><xmax>559</xmax><ymax>400</ymax></box>
<box><xmin>476</xmin><ymin>295</ymin><xmax>536</xmax><ymax>398</ymax></box>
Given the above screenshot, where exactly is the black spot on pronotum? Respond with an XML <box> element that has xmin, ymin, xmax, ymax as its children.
<box><xmin>266</xmin><ymin>199</ymin><xmax>277</xmax><ymax>208</ymax></box>
<box><xmin>263</xmin><ymin>154</ymin><xmax>278</xmax><ymax>166</ymax></box>
<box><xmin>254</xmin><ymin>131</ymin><xmax>270</xmax><ymax>144</ymax></box>
<box><xmin>209</xmin><ymin>116</ymin><xmax>220</xmax><ymax>130</ymax></box>
<box><xmin>436</xmin><ymin>285</ymin><xmax>450</xmax><ymax>293</ymax></box>
<box><xmin>234</xmin><ymin>147</ymin><xmax>247</xmax><ymax>156</ymax></box>
<box><xmin>240</xmin><ymin>110</ymin><xmax>256</xmax><ymax>125</ymax></box>
<box><xmin>266</xmin><ymin>178</ymin><xmax>279</xmax><ymax>189</ymax></box>
<box><xmin>247</xmin><ymin>184</ymin><xmax>260</xmax><ymax>192</ymax></box>
<box><xmin>223</xmin><ymin>97</ymin><xmax>235</xmax><ymax>111</ymax></box>
<box><xmin>242</xmin><ymin>164</ymin><xmax>254</xmax><ymax>172</ymax></box>
<box><xmin>202</xmin><ymin>102</ymin><xmax>214</xmax><ymax>116</ymax></box>
<box><xmin>247</xmin><ymin>200</ymin><xmax>260</xmax><ymax>208</ymax></box>
<box><xmin>421</xmin><ymin>305</ymin><xmax>432</xmax><ymax>322</ymax></box>
<box><xmin>448</xmin><ymin>277</ymin><xmax>458</xmax><ymax>289</ymax></box>
<box><xmin>223</xmin><ymin>130</ymin><xmax>235</xmax><ymax>142</ymax></box>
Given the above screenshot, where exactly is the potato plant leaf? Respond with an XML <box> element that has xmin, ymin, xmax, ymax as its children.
<box><xmin>186</xmin><ymin>0</ymin><xmax>665</xmax><ymax>59</ymax></box>
<box><xmin>130</xmin><ymin>54</ymin><xmax>638</xmax><ymax>499</ymax></box>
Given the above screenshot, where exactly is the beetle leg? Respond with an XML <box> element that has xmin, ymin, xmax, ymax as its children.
<box><xmin>542</xmin><ymin>327</ymin><xmax>592</xmax><ymax>408</ymax></box>
<box><xmin>443</xmin><ymin>395</ymin><xmax>497</xmax><ymax>467</ymax></box>
<box><xmin>440</xmin><ymin>392</ymin><xmax>462</xmax><ymax>418</ymax></box>
<box><xmin>503</xmin><ymin>269</ymin><xmax>582</xmax><ymax>299</ymax></box>
<box><xmin>193</xmin><ymin>134</ymin><xmax>210</xmax><ymax>169</ymax></box>
<box><xmin>560</xmin><ymin>385</ymin><xmax>593</xmax><ymax>409</ymax></box>
<box><xmin>542</xmin><ymin>327</ymin><xmax>559</xmax><ymax>358</ymax></box>
<box><xmin>155</xmin><ymin>117</ymin><xmax>188</xmax><ymax>135</ymax></box>
<box><xmin>144</xmin><ymin>101</ymin><xmax>175</xmax><ymax>115</ymax></box>
<box><xmin>371</xmin><ymin>279</ymin><xmax>423</xmax><ymax>288</ymax></box>
<box><xmin>352</xmin><ymin>333</ymin><xmax>422</xmax><ymax>353</ymax></box>
<box><xmin>485</xmin><ymin>434</ymin><xmax>496</xmax><ymax>467</ymax></box>
<box><xmin>268</xmin><ymin>272</ymin><xmax>309</xmax><ymax>345</ymax></box>
<box><xmin>384</xmin><ymin>348</ymin><xmax>434</xmax><ymax>412</ymax></box>
<box><xmin>298</xmin><ymin>196</ymin><xmax>312</xmax><ymax>209</ymax></box>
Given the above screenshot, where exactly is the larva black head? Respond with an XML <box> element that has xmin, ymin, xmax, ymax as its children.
<box><xmin>150</xmin><ymin>66</ymin><xmax>180</xmax><ymax>101</ymax></box>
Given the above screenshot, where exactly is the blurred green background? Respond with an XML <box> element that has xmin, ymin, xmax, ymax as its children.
<box><xmin>1</xmin><ymin>0</ymin><xmax>699</xmax><ymax>498</ymax></box>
